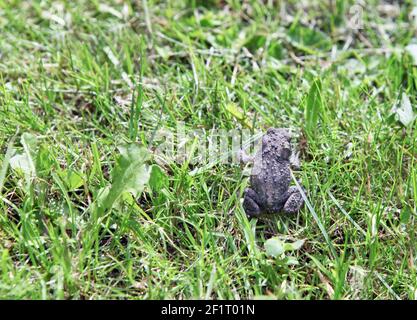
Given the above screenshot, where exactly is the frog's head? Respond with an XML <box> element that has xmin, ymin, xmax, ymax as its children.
<box><xmin>262</xmin><ymin>128</ymin><xmax>292</xmax><ymax>160</ymax></box>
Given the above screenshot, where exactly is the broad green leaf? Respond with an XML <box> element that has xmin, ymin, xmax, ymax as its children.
<box><xmin>400</xmin><ymin>206</ymin><xmax>412</xmax><ymax>224</ymax></box>
<box><xmin>36</xmin><ymin>144</ymin><xmax>54</xmax><ymax>176</ymax></box>
<box><xmin>97</xmin><ymin>144</ymin><xmax>151</xmax><ymax>213</ymax></box>
<box><xmin>21</xmin><ymin>133</ymin><xmax>37</xmax><ymax>163</ymax></box>
<box><xmin>10</xmin><ymin>154</ymin><xmax>33</xmax><ymax>176</ymax></box>
<box><xmin>305</xmin><ymin>79</ymin><xmax>322</xmax><ymax>137</ymax></box>
<box><xmin>0</xmin><ymin>136</ymin><xmax>17</xmax><ymax>194</ymax></box>
<box><xmin>95</xmin><ymin>186</ymin><xmax>110</xmax><ymax>206</ymax></box>
<box><xmin>59</xmin><ymin>170</ymin><xmax>84</xmax><ymax>191</ymax></box>
<box><xmin>225</xmin><ymin>103</ymin><xmax>244</xmax><ymax>119</ymax></box>
<box><xmin>265</xmin><ymin>238</ymin><xmax>285</xmax><ymax>257</ymax></box>
<box><xmin>285</xmin><ymin>256</ymin><xmax>299</xmax><ymax>265</ymax></box>
<box><xmin>392</xmin><ymin>93</ymin><xmax>416</xmax><ymax>127</ymax></box>
<box><xmin>283</xmin><ymin>239</ymin><xmax>305</xmax><ymax>251</ymax></box>
<box><xmin>224</xmin><ymin>103</ymin><xmax>252</xmax><ymax>129</ymax></box>
<box><xmin>10</xmin><ymin>133</ymin><xmax>38</xmax><ymax>181</ymax></box>
<box><xmin>405</xmin><ymin>44</ymin><xmax>417</xmax><ymax>65</ymax></box>
<box><xmin>265</xmin><ymin>237</ymin><xmax>305</xmax><ymax>258</ymax></box>
<box><xmin>121</xmin><ymin>191</ymin><xmax>136</xmax><ymax>205</ymax></box>
<box><xmin>149</xmin><ymin>164</ymin><xmax>169</xmax><ymax>192</ymax></box>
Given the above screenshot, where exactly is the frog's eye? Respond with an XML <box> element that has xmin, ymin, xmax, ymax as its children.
<box><xmin>280</xmin><ymin>130</ymin><xmax>291</xmax><ymax>141</ymax></box>
<box><xmin>267</xmin><ymin>128</ymin><xmax>278</xmax><ymax>135</ymax></box>
<box><xmin>280</xmin><ymin>146</ymin><xmax>291</xmax><ymax>160</ymax></box>
<box><xmin>262</xmin><ymin>134</ymin><xmax>270</xmax><ymax>145</ymax></box>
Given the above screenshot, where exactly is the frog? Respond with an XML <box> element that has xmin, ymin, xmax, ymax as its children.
<box><xmin>241</xmin><ymin>128</ymin><xmax>304</xmax><ymax>217</ymax></box>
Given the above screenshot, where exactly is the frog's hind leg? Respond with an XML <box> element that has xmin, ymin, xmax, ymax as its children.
<box><xmin>283</xmin><ymin>186</ymin><xmax>304</xmax><ymax>214</ymax></box>
<box><xmin>243</xmin><ymin>188</ymin><xmax>262</xmax><ymax>217</ymax></box>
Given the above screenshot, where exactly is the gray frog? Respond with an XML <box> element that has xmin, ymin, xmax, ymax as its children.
<box><xmin>241</xmin><ymin>128</ymin><xmax>304</xmax><ymax>217</ymax></box>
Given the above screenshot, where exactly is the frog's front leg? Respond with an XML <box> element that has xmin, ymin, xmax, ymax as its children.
<box><xmin>283</xmin><ymin>186</ymin><xmax>304</xmax><ymax>214</ymax></box>
<box><xmin>242</xmin><ymin>188</ymin><xmax>262</xmax><ymax>217</ymax></box>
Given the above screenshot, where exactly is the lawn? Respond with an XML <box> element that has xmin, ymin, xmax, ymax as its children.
<box><xmin>0</xmin><ymin>0</ymin><xmax>416</xmax><ymax>299</ymax></box>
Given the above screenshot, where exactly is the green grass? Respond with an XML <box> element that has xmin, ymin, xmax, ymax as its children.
<box><xmin>0</xmin><ymin>0</ymin><xmax>417</xmax><ymax>299</ymax></box>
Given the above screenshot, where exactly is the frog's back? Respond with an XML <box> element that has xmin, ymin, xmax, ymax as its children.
<box><xmin>250</xmin><ymin>157</ymin><xmax>291</xmax><ymax>212</ymax></box>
